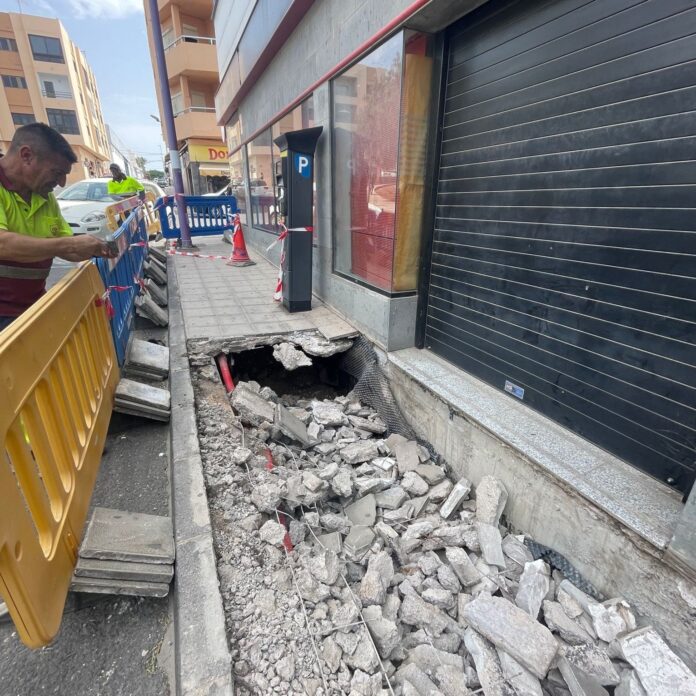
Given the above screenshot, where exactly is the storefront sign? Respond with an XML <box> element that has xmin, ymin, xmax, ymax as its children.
<box><xmin>189</xmin><ymin>141</ymin><xmax>229</xmax><ymax>162</ymax></box>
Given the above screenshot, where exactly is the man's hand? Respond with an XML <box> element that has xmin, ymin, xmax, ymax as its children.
<box><xmin>60</xmin><ymin>235</ymin><xmax>119</xmax><ymax>262</ymax></box>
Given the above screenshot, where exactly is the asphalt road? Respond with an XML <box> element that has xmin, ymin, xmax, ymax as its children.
<box><xmin>0</xmin><ymin>329</ymin><xmax>174</xmax><ymax>696</ymax></box>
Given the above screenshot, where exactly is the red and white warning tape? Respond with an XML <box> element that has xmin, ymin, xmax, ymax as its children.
<box><xmin>266</xmin><ymin>224</ymin><xmax>314</xmax><ymax>301</ymax></box>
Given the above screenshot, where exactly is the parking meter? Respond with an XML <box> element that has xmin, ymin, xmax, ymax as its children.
<box><xmin>273</xmin><ymin>126</ymin><xmax>323</xmax><ymax>312</ymax></box>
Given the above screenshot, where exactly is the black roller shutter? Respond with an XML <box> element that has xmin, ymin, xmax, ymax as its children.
<box><xmin>425</xmin><ymin>0</ymin><xmax>696</xmax><ymax>494</ymax></box>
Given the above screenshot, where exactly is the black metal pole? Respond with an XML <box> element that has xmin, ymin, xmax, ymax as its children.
<box><xmin>146</xmin><ymin>0</ymin><xmax>192</xmax><ymax>247</ymax></box>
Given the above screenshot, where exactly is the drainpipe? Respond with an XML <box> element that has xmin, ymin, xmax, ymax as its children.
<box><xmin>146</xmin><ymin>0</ymin><xmax>192</xmax><ymax>248</ymax></box>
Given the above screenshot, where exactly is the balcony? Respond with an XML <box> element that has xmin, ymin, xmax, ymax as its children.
<box><xmin>41</xmin><ymin>88</ymin><xmax>73</xmax><ymax>99</ymax></box>
<box><xmin>165</xmin><ymin>36</ymin><xmax>218</xmax><ymax>81</ymax></box>
<box><xmin>173</xmin><ymin>107</ymin><xmax>219</xmax><ymax>142</ymax></box>
<box><xmin>158</xmin><ymin>0</ymin><xmax>211</xmax><ymax>19</ymax></box>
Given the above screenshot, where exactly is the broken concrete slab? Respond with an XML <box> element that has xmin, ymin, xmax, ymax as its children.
<box><xmin>440</xmin><ymin>479</ymin><xmax>472</xmax><ymax>519</ymax></box>
<box><xmin>558</xmin><ymin>657</ymin><xmax>611</xmax><ymax>696</ymax></box>
<box><xmin>317</xmin><ymin>531</ymin><xmax>342</xmax><ymax>553</ymax></box>
<box><xmin>399</xmin><ymin>592</ymin><xmax>450</xmax><ymax>637</ymax></box>
<box><xmin>516</xmin><ymin>559</ymin><xmax>551</xmax><ymax>619</ymax></box>
<box><xmin>80</xmin><ymin>507</ymin><xmax>175</xmax><ymax>564</ymax></box>
<box><xmin>397</xmin><ymin>663</ymin><xmax>443</xmax><ymax>696</ymax></box>
<box><xmin>619</xmin><ymin>627</ymin><xmax>696</xmax><ymax>695</ymax></box>
<box><xmin>394</xmin><ymin>440</ymin><xmax>420</xmax><ymax>473</ymax></box>
<box><xmin>359</xmin><ymin>570</ymin><xmax>388</xmax><ymax>607</ymax></box>
<box><xmin>362</xmin><ymin>605</ymin><xmax>400</xmax><ymax>659</ymax></box>
<box><xmin>275</xmin><ymin>404</ymin><xmax>312</xmax><ymax>446</ymax></box>
<box><xmin>401</xmin><ymin>471</ymin><xmax>430</xmax><ymax>496</ymax></box>
<box><xmin>376</xmin><ymin>486</ymin><xmax>408</xmax><ymax>510</ymax></box>
<box><xmin>348</xmin><ymin>415</ymin><xmax>386</xmax><ymax>434</ymax></box>
<box><xmin>312</xmin><ymin>400</ymin><xmax>347</xmax><ymax>427</ymax></box>
<box><xmin>343</xmin><ymin>527</ymin><xmax>375</xmax><ymax>561</ymax></box>
<box><xmin>74</xmin><ymin>557</ymin><xmax>174</xmax><ymax>583</ymax></box>
<box><xmin>615</xmin><ymin>669</ymin><xmax>647</xmax><ymax>696</ymax></box>
<box><xmin>462</xmin><ymin>595</ymin><xmax>558</xmax><ymax>679</ymax></box>
<box><xmin>340</xmin><ymin>439</ymin><xmax>380</xmax><ymax>465</ymax></box>
<box><xmin>561</xmin><ymin>644</ymin><xmax>621</xmax><ymax>686</ymax></box>
<box><xmin>144</xmin><ymin>278</ymin><xmax>167</xmax><ymax>306</ymax></box>
<box><xmin>475</xmin><ymin>475</ymin><xmax>509</xmax><ymax>526</ymax></box>
<box><xmin>445</xmin><ymin>547</ymin><xmax>481</xmax><ymax>587</ymax></box>
<box><xmin>291</xmin><ymin>333</ymin><xmax>353</xmax><ymax>357</ymax></box>
<box><xmin>230</xmin><ymin>383</ymin><xmax>275</xmax><ymax>426</ymax></box>
<box><xmin>415</xmin><ymin>464</ymin><xmax>446</xmax><ymax>485</ymax></box>
<box><xmin>70</xmin><ymin>576</ymin><xmax>170</xmax><ymax>597</ymax></box>
<box><xmin>272</xmin><ymin>342</ymin><xmax>313</xmax><ymax>370</ymax></box>
<box><xmin>331</xmin><ymin>470</ymin><xmax>353</xmax><ymax>498</ymax></box>
<box><xmin>435</xmin><ymin>664</ymin><xmax>473</xmax><ymax>696</ymax></box>
<box><xmin>464</xmin><ymin>628</ymin><xmax>513</xmax><ymax>696</ymax></box>
<box><xmin>498</xmin><ymin>649</ymin><xmax>543</xmax><ymax>696</ymax></box>
<box><xmin>259</xmin><ymin>520</ymin><xmax>287</xmax><ymax>546</ymax></box>
<box><xmin>543</xmin><ymin>600</ymin><xmax>593</xmax><ymax>645</ymax></box>
<box><xmin>345</xmin><ymin>494</ymin><xmax>377</xmax><ymax>527</ymax></box>
<box><xmin>477</xmin><ymin>522</ymin><xmax>506</xmax><ymax>569</ymax></box>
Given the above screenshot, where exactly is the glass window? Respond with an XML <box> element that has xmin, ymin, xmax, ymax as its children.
<box><xmin>11</xmin><ymin>113</ymin><xmax>35</xmax><ymax>126</ymax></box>
<box><xmin>0</xmin><ymin>37</ymin><xmax>18</xmax><ymax>51</ymax></box>
<box><xmin>331</xmin><ymin>33</ymin><xmax>403</xmax><ymax>291</ymax></box>
<box><xmin>331</xmin><ymin>31</ymin><xmax>433</xmax><ymax>292</ymax></box>
<box><xmin>29</xmin><ymin>34</ymin><xmax>64</xmax><ymax>63</ymax></box>
<box><xmin>46</xmin><ymin>108</ymin><xmax>79</xmax><ymax>135</ymax></box>
<box><xmin>2</xmin><ymin>75</ymin><xmax>27</xmax><ymax>88</ymax></box>
<box><xmin>246</xmin><ymin>128</ymin><xmax>275</xmax><ymax>232</ymax></box>
<box><xmin>171</xmin><ymin>92</ymin><xmax>184</xmax><ymax>115</ymax></box>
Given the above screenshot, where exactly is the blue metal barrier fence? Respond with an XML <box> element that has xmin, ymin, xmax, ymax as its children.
<box><xmin>94</xmin><ymin>206</ymin><xmax>148</xmax><ymax>365</ymax></box>
<box><xmin>157</xmin><ymin>195</ymin><xmax>238</xmax><ymax>239</ymax></box>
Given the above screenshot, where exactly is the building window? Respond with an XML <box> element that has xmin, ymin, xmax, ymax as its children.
<box><xmin>46</xmin><ymin>108</ymin><xmax>79</xmax><ymax>135</ymax></box>
<box><xmin>171</xmin><ymin>92</ymin><xmax>183</xmax><ymax>115</ymax></box>
<box><xmin>0</xmin><ymin>37</ymin><xmax>18</xmax><ymax>52</ymax></box>
<box><xmin>331</xmin><ymin>31</ymin><xmax>433</xmax><ymax>292</ymax></box>
<box><xmin>12</xmin><ymin>113</ymin><xmax>35</xmax><ymax>126</ymax></box>
<box><xmin>243</xmin><ymin>97</ymin><xmax>315</xmax><ymax>234</ymax></box>
<box><xmin>2</xmin><ymin>75</ymin><xmax>27</xmax><ymax>89</ymax></box>
<box><xmin>29</xmin><ymin>34</ymin><xmax>64</xmax><ymax>63</ymax></box>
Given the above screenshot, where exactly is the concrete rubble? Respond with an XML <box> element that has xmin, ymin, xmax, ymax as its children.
<box><xmin>191</xmin><ymin>374</ymin><xmax>696</xmax><ymax>696</ymax></box>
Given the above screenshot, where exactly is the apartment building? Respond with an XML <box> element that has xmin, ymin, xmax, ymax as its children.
<box><xmin>143</xmin><ymin>0</ymin><xmax>227</xmax><ymax>195</ymax></box>
<box><xmin>0</xmin><ymin>12</ymin><xmax>110</xmax><ymax>184</ymax></box>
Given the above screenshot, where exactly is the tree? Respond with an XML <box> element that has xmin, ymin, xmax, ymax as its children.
<box><xmin>146</xmin><ymin>169</ymin><xmax>164</xmax><ymax>180</ymax></box>
<box><xmin>134</xmin><ymin>156</ymin><xmax>147</xmax><ymax>175</ymax></box>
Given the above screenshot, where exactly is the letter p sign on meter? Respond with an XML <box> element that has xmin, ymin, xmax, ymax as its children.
<box><xmin>274</xmin><ymin>126</ymin><xmax>323</xmax><ymax>313</ymax></box>
<box><xmin>295</xmin><ymin>154</ymin><xmax>311</xmax><ymax>178</ymax></box>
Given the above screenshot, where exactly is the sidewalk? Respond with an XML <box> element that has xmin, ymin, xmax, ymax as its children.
<box><xmin>173</xmin><ymin>237</ymin><xmax>354</xmax><ymax>343</ymax></box>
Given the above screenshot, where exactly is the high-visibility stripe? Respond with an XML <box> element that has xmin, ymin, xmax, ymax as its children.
<box><xmin>0</xmin><ymin>265</ymin><xmax>51</xmax><ymax>280</ymax></box>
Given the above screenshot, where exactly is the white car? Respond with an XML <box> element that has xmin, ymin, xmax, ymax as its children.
<box><xmin>56</xmin><ymin>177</ymin><xmax>165</xmax><ymax>238</ymax></box>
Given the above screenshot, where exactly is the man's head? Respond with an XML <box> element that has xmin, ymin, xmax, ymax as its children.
<box><xmin>5</xmin><ymin>123</ymin><xmax>77</xmax><ymax>197</ymax></box>
<box><xmin>109</xmin><ymin>163</ymin><xmax>124</xmax><ymax>180</ymax></box>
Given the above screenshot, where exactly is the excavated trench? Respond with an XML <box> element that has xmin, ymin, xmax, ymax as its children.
<box><xmin>190</xmin><ymin>332</ymin><xmax>676</xmax><ymax>696</ymax></box>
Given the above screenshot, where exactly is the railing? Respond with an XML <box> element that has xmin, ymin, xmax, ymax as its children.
<box><xmin>97</xmin><ymin>199</ymin><xmax>149</xmax><ymax>366</ymax></box>
<box><xmin>174</xmin><ymin>106</ymin><xmax>217</xmax><ymax>116</ymax></box>
<box><xmin>165</xmin><ymin>35</ymin><xmax>216</xmax><ymax>50</ymax></box>
<box><xmin>0</xmin><ymin>263</ymin><xmax>118</xmax><ymax>648</ymax></box>
<box><xmin>157</xmin><ymin>194</ymin><xmax>238</xmax><ymax>239</ymax></box>
<box><xmin>41</xmin><ymin>89</ymin><xmax>72</xmax><ymax>99</ymax></box>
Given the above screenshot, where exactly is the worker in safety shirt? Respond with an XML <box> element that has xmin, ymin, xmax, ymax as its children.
<box><xmin>0</xmin><ymin>123</ymin><xmax>117</xmax><ymax>332</ymax></box>
<box><xmin>107</xmin><ymin>163</ymin><xmax>145</xmax><ymax>199</ymax></box>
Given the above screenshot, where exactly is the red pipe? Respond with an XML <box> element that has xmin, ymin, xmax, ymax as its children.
<box><xmin>227</xmin><ymin>0</ymin><xmax>433</xmax><ymax>157</ymax></box>
<box><xmin>216</xmin><ymin>354</ymin><xmax>235</xmax><ymax>393</ymax></box>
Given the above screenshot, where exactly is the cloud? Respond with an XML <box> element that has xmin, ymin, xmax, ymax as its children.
<box><xmin>66</xmin><ymin>0</ymin><xmax>143</xmax><ymax>19</ymax></box>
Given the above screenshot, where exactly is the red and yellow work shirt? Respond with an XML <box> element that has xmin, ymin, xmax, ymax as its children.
<box><xmin>0</xmin><ymin>165</ymin><xmax>72</xmax><ymax>317</ymax></box>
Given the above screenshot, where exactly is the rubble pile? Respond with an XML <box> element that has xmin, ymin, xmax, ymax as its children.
<box><xmin>198</xmin><ymin>378</ymin><xmax>696</xmax><ymax>696</ymax></box>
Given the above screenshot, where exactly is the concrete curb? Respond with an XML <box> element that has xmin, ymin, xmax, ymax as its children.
<box><xmin>168</xmin><ymin>260</ymin><xmax>234</xmax><ymax>696</ymax></box>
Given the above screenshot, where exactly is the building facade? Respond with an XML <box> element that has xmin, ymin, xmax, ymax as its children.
<box><xmin>0</xmin><ymin>12</ymin><xmax>110</xmax><ymax>183</ymax></box>
<box><xmin>210</xmin><ymin>0</ymin><xmax>696</xmax><ymax>662</ymax></box>
<box><xmin>143</xmin><ymin>0</ymin><xmax>228</xmax><ymax>195</ymax></box>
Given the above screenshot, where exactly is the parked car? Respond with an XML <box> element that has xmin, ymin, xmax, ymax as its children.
<box><xmin>203</xmin><ymin>183</ymin><xmax>233</xmax><ymax>197</ymax></box>
<box><xmin>56</xmin><ymin>177</ymin><xmax>165</xmax><ymax>238</ymax></box>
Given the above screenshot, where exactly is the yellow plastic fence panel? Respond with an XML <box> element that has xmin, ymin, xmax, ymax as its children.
<box><xmin>105</xmin><ymin>192</ymin><xmax>160</xmax><ymax>236</ymax></box>
<box><xmin>0</xmin><ymin>262</ymin><xmax>118</xmax><ymax>648</ymax></box>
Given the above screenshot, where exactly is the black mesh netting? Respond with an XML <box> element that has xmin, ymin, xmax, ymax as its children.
<box><xmin>341</xmin><ymin>335</ymin><xmax>427</xmax><ymax>447</ymax></box>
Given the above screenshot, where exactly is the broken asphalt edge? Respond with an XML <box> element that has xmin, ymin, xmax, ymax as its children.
<box><xmin>168</xmin><ymin>260</ymin><xmax>234</xmax><ymax>696</ymax></box>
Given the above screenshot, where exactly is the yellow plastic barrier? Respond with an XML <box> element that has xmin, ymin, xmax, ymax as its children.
<box><xmin>105</xmin><ymin>192</ymin><xmax>161</xmax><ymax>237</ymax></box>
<box><xmin>0</xmin><ymin>263</ymin><xmax>118</xmax><ymax>648</ymax></box>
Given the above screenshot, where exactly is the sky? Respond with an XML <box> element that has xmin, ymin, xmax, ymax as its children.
<box><xmin>0</xmin><ymin>0</ymin><xmax>166</xmax><ymax>171</ymax></box>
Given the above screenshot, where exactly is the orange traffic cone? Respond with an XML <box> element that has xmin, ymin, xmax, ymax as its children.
<box><xmin>226</xmin><ymin>214</ymin><xmax>256</xmax><ymax>267</ymax></box>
